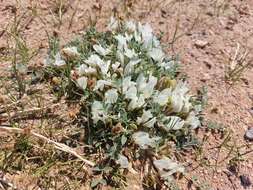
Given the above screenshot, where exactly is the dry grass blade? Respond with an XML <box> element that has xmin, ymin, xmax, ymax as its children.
<box><xmin>0</xmin><ymin>126</ymin><xmax>95</xmax><ymax>167</ymax></box>
<box><xmin>0</xmin><ymin>177</ymin><xmax>18</xmax><ymax>190</ymax></box>
<box><xmin>0</xmin><ymin>107</ymin><xmax>58</xmax><ymax>122</ymax></box>
<box><xmin>225</xmin><ymin>43</ymin><xmax>252</xmax><ymax>83</ymax></box>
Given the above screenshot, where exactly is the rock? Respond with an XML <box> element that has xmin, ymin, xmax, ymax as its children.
<box><xmin>227</xmin><ymin>165</ymin><xmax>238</xmax><ymax>175</ymax></box>
<box><xmin>245</xmin><ymin>127</ymin><xmax>253</xmax><ymax>141</ymax></box>
<box><xmin>239</xmin><ymin>175</ymin><xmax>252</xmax><ymax>188</ymax></box>
<box><xmin>194</xmin><ymin>40</ymin><xmax>208</xmax><ymax>49</ymax></box>
<box><xmin>206</xmin><ymin>10</ymin><xmax>214</xmax><ymax>17</ymax></box>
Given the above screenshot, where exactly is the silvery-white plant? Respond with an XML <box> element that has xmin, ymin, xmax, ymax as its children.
<box><xmin>44</xmin><ymin>18</ymin><xmax>201</xmax><ymax>179</ymax></box>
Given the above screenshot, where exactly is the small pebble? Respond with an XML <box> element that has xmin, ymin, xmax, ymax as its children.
<box><xmin>228</xmin><ymin>165</ymin><xmax>238</xmax><ymax>175</ymax></box>
<box><xmin>245</xmin><ymin>127</ymin><xmax>253</xmax><ymax>141</ymax></box>
<box><xmin>194</xmin><ymin>40</ymin><xmax>208</xmax><ymax>49</ymax></box>
<box><xmin>240</xmin><ymin>175</ymin><xmax>252</xmax><ymax>188</ymax></box>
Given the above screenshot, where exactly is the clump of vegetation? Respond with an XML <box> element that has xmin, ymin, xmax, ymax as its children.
<box><xmin>43</xmin><ymin>18</ymin><xmax>202</xmax><ymax>187</ymax></box>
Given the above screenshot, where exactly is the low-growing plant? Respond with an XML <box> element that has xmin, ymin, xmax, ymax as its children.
<box><xmin>43</xmin><ymin>18</ymin><xmax>202</xmax><ymax>188</ymax></box>
<box><xmin>6</xmin><ymin>9</ymin><xmax>37</xmax><ymax>99</ymax></box>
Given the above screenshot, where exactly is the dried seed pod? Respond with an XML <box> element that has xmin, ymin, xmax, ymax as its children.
<box><xmin>61</xmin><ymin>46</ymin><xmax>80</xmax><ymax>60</ymax></box>
<box><xmin>157</xmin><ymin>76</ymin><xmax>176</xmax><ymax>90</ymax></box>
<box><xmin>52</xmin><ymin>76</ymin><xmax>61</xmax><ymax>85</ymax></box>
<box><xmin>112</xmin><ymin>122</ymin><xmax>124</xmax><ymax>134</ymax></box>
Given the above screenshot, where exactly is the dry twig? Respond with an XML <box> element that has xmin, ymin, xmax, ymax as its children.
<box><xmin>0</xmin><ymin>126</ymin><xmax>95</xmax><ymax>167</ymax></box>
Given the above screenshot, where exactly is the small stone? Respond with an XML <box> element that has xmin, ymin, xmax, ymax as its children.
<box><xmin>211</xmin><ymin>107</ymin><xmax>219</xmax><ymax>114</ymax></box>
<box><xmin>228</xmin><ymin>165</ymin><xmax>238</xmax><ymax>175</ymax></box>
<box><xmin>194</xmin><ymin>40</ymin><xmax>208</xmax><ymax>49</ymax></box>
<box><xmin>245</xmin><ymin>127</ymin><xmax>253</xmax><ymax>141</ymax></box>
<box><xmin>206</xmin><ymin>11</ymin><xmax>214</xmax><ymax>17</ymax></box>
<box><xmin>239</xmin><ymin>175</ymin><xmax>252</xmax><ymax>188</ymax></box>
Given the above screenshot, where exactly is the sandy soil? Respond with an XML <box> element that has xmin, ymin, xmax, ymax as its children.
<box><xmin>0</xmin><ymin>0</ymin><xmax>253</xmax><ymax>189</ymax></box>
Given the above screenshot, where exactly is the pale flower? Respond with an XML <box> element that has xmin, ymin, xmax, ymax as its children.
<box><xmin>144</xmin><ymin>117</ymin><xmax>157</xmax><ymax>128</ymax></box>
<box><xmin>115</xmin><ymin>34</ymin><xmax>127</xmax><ymax>50</ymax></box>
<box><xmin>159</xmin><ymin>61</ymin><xmax>175</xmax><ymax>70</ymax></box>
<box><xmin>138</xmin><ymin>23</ymin><xmax>153</xmax><ymax>48</ymax></box>
<box><xmin>185</xmin><ymin>112</ymin><xmax>200</xmax><ymax>129</ymax></box>
<box><xmin>138</xmin><ymin>23</ymin><xmax>153</xmax><ymax>39</ymax></box>
<box><xmin>125</xmin><ymin>20</ymin><xmax>136</xmax><ymax>32</ymax></box>
<box><xmin>124</xmin><ymin>59</ymin><xmax>141</xmax><ymax>75</ymax></box>
<box><xmin>134</xmin><ymin>31</ymin><xmax>141</xmax><ymax>42</ymax></box>
<box><xmin>122</xmin><ymin>76</ymin><xmax>136</xmax><ymax>94</ymax></box>
<box><xmin>116</xmin><ymin>154</ymin><xmax>129</xmax><ymax>169</ymax></box>
<box><xmin>54</xmin><ymin>52</ymin><xmax>66</xmax><ymax>66</ymax></box>
<box><xmin>77</xmin><ymin>76</ymin><xmax>87</xmax><ymax>90</ymax></box>
<box><xmin>84</xmin><ymin>67</ymin><xmax>97</xmax><ymax>76</ymax></box>
<box><xmin>125</xmin><ymin>33</ymin><xmax>133</xmax><ymax>42</ymax></box>
<box><xmin>99</xmin><ymin>60</ymin><xmax>110</xmax><ymax>75</ymax></box>
<box><xmin>85</xmin><ymin>54</ymin><xmax>110</xmax><ymax>75</ymax></box>
<box><xmin>170</xmin><ymin>81</ymin><xmax>191</xmax><ymax>113</ymax></box>
<box><xmin>94</xmin><ymin>80</ymin><xmax>112</xmax><ymax>91</ymax></box>
<box><xmin>154</xmin><ymin>158</ymin><xmax>184</xmax><ymax>180</ymax></box>
<box><xmin>128</xmin><ymin>94</ymin><xmax>145</xmax><ymax>110</ymax></box>
<box><xmin>61</xmin><ymin>46</ymin><xmax>80</xmax><ymax>59</ymax></box>
<box><xmin>137</xmin><ymin>110</ymin><xmax>156</xmax><ymax>128</ymax></box>
<box><xmin>116</xmin><ymin>50</ymin><xmax>125</xmax><ymax>64</ymax></box>
<box><xmin>93</xmin><ymin>44</ymin><xmax>110</xmax><ymax>56</ymax></box>
<box><xmin>112</xmin><ymin>62</ymin><xmax>121</xmax><ymax>71</ymax></box>
<box><xmin>77</xmin><ymin>64</ymin><xmax>97</xmax><ymax>76</ymax></box>
<box><xmin>107</xmin><ymin>16</ymin><xmax>118</xmax><ymax>31</ymax></box>
<box><xmin>105</xmin><ymin>89</ymin><xmax>118</xmax><ymax>104</ymax></box>
<box><xmin>137</xmin><ymin>110</ymin><xmax>153</xmax><ymax>124</ymax></box>
<box><xmin>136</xmin><ymin>73</ymin><xmax>146</xmax><ymax>90</ymax></box>
<box><xmin>85</xmin><ymin>54</ymin><xmax>103</xmax><ymax>67</ymax></box>
<box><xmin>91</xmin><ymin>101</ymin><xmax>108</xmax><ymax>123</ymax></box>
<box><xmin>170</xmin><ymin>93</ymin><xmax>184</xmax><ymax>113</ymax></box>
<box><xmin>162</xmin><ymin>116</ymin><xmax>185</xmax><ymax>131</ymax></box>
<box><xmin>43</xmin><ymin>55</ymin><xmax>53</xmax><ymax>66</ymax></box>
<box><xmin>175</xmin><ymin>81</ymin><xmax>189</xmax><ymax>94</ymax></box>
<box><xmin>152</xmin><ymin>36</ymin><xmax>161</xmax><ymax>48</ymax></box>
<box><xmin>132</xmin><ymin>131</ymin><xmax>160</xmax><ymax>149</ymax></box>
<box><xmin>77</xmin><ymin>64</ymin><xmax>88</xmax><ymax>75</ymax></box>
<box><xmin>148</xmin><ymin>48</ymin><xmax>165</xmax><ymax>62</ymax></box>
<box><xmin>125</xmin><ymin>86</ymin><xmax>137</xmax><ymax>100</ymax></box>
<box><xmin>137</xmin><ymin>74</ymin><xmax>157</xmax><ymax>99</ymax></box>
<box><xmin>181</xmin><ymin>96</ymin><xmax>192</xmax><ymax>113</ymax></box>
<box><xmin>124</xmin><ymin>48</ymin><xmax>137</xmax><ymax>59</ymax></box>
<box><xmin>154</xmin><ymin>88</ymin><xmax>171</xmax><ymax>106</ymax></box>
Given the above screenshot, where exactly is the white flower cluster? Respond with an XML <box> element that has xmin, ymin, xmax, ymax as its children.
<box><xmin>44</xmin><ymin>18</ymin><xmax>201</xmax><ymax>151</ymax></box>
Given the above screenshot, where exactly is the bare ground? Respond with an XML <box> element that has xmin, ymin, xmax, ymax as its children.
<box><xmin>0</xmin><ymin>0</ymin><xmax>253</xmax><ymax>189</ymax></box>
